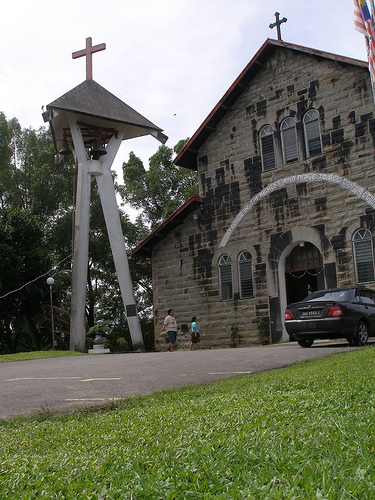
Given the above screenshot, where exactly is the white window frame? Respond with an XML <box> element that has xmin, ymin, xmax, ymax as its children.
<box><xmin>259</xmin><ymin>125</ymin><xmax>276</xmax><ymax>171</ymax></box>
<box><xmin>281</xmin><ymin>117</ymin><xmax>298</xmax><ymax>163</ymax></box>
<box><xmin>353</xmin><ymin>228</ymin><xmax>375</xmax><ymax>283</ymax></box>
<box><xmin>303</xmin><ymin>109</ymin><xmax>323</xmax><ymax>157</ymax></box>
<box><xmin>238</xmin><ymin>251</ymin><xmax>253</xmax><ymax>298</ymax></box>
<box><xmin>219</xmin><ymin>254</ymin><xmax>233</xmax><ymax>300</ymax></box>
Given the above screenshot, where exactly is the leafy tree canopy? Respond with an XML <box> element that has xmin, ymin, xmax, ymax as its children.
<box><xmin>0</xmin><ymin>112</ymin><xmax>76</xmax><ymax>221</ymax></box>
<box><xmin>121</xmin><ymin>140</ymin><xmax>198</xmax><ymax>229</ymax></box>
<box><xmin>0</xmin><ymin>208</ymin><xmax>51</xmax><ymax>353</ymax></box>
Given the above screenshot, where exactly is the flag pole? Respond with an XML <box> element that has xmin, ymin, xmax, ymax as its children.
<box><xmin>355</xmin><ymin>0</ymin><xmax>375</xmax><ymax>105</ymax></box>
<box><xmin>368</xmin><ymin>0</ymin><xmax>375</xmax><ymax>105</ymax></box>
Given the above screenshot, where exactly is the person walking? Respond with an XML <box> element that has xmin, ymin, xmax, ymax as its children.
<box><xmin>160</xmin><ymin>309</ymin><xmax>177</xmax><ymax>351</ymax></box>
<box><xmin>190</xmin><ymin>316</ymin><xmax>201</xmax><ymax>350</ymax></box>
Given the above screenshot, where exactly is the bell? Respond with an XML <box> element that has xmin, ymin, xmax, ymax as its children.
<box><xmin>91</xmin><ymin>137</ymin><xmax>107</xmax><ymax>160</ymax></box>
<box><xmin>59</xmin><ymin>140</ymin><xmax>71</xmax><ymax>156</ymax></box>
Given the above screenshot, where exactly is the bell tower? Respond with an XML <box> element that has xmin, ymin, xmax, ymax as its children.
<box><xmin>43</xmin><ymin>37</ymin><xmax>167</xmax><ymax>352</ymax></box>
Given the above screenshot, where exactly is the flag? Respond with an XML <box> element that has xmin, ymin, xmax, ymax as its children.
<box><xmin>354</xmin><ymin>0</ymin><xmax>368</xmax><ymax>34</ymax></box>
<box><xmin>354</xmin><ymin>0</ymin><xmax>375</xmax><ymax>102</ymax></box>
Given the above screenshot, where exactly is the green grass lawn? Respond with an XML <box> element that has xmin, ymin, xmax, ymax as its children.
<box><xmin>0</xmin><ymin>350</ymin><xmax>86</xmax><ymax>363</ymax></box>
<box><xmin>1</xmin><ymin>348</ymin><xmax>375</xmax><ymax>499</ymax></box>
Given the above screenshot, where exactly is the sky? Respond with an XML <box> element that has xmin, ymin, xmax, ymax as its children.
<box><xmin>1</xmin><ymin>0</ymin><xmax>369</xmax><ymax>187</ymax></box>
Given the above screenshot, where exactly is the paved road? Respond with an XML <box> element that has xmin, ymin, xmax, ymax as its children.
<box><xmin>0</xmin><ymin>341</ymin><xmax>359</xmax><ymax>420</ymax></box>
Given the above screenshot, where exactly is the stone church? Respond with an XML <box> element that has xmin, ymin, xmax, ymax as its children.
<box><xmin>131</xmin><ymin>38</ymin><xmax>375</xmax><ymax>348</ymax></box>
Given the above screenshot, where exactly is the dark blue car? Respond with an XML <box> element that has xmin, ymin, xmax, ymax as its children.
<box><xmin>284</xmin><ymin>286</ymin><xmax>375</xmax><ymax>347</ymax></box>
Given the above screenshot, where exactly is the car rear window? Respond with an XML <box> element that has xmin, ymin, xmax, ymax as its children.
<box><xmin>303</xmin><ymin>290</ymin><xmax>351</xmax><ymax>302</ymax></box>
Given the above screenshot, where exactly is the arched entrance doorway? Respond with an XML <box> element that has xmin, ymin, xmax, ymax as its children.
<box><xmin>285</xmin><ymin>242</ymin><xmax>325</xmax><ymax>304</ymax></box>
<box><xmin>274</xmin><ymin>229</ymin><xmax>336</xmax><ymax>343</ymax></box>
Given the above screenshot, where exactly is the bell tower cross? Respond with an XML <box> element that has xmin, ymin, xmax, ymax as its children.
<box><xmin>72</xmin><ymin>37</ymin><xmax>106</xmax><ymax>80</ymax></box>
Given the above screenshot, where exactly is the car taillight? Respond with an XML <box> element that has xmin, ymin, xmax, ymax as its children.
<box><xmin>285</xmin><ymin>309</ymin><xmax>295</xmax><ymax>320</ymax></box>
<box><xmin>327</xmin><ymin>305</ymin><xmax>344</xmax><ymax>317</ymax></box>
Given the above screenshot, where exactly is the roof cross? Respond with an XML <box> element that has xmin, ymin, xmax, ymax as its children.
<box><xmin>72</xmin><ymin>37</ymin><xmax>106</xmax><ymax>80</ymax></box>
<box><xmin>269</xmin><ymin>12</ymin><xmax>287</xmax><ymax>41</ymax></box>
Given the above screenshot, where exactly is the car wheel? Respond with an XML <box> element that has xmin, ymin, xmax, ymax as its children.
<box><xmin>355</xmin><ymin>321</ymin><xmax>369</xmax><ymax>346</ymax></box>
<box><xmin>297</xmin><ymin>339</ymin><xmax>314</xmax><ymax>348</ymax></box>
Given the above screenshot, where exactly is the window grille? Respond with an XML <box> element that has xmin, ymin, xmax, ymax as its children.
<box><xmin>281</xmin><ymin>117</ymin><xmax>298</xmax><ymax>163</ymax></box>
<box><xmin>303</xmin><ymin>109</ymin><xmax>322</xmax><ymax>157</ymax></box>
<box><xmin>353</xmin><ymin>229</ymin><xmax>375</xmax><ymax>283</ymax></box>
<box><xmin>238</xmin><ymin>251</ymin><xmax>253</xmax><ymax>298</ymax></box>
<box><xmin>260</xmin><ymin>125</ymin><xmax>276</xmax><ymax>171</ymax></box>
<box><xmin>219</xmin><ymin>255</ymin><xmax>233</xmax><ymax>300</ymax></box>
<box><xmin>285</xmin><ymin>244</ymin><xmax>322</xmax><ymax>272</ymax></box>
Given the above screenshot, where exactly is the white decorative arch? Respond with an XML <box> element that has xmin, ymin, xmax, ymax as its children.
<box><xmin>218</xmin><ymin>173</ymin><xmax>375</xmax><ymax>248</ymax></box>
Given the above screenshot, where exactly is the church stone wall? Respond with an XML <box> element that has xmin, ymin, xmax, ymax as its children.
<box><xmin>152</xmin><ymin>46</ymin><xmax>375</xmax><ymax>349</ymax></box>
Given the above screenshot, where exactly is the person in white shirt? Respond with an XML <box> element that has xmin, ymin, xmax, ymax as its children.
<box><xmin>160</xmin><ymin>309</ymin><xmax>177</xmax><ymax>351</ymax></box>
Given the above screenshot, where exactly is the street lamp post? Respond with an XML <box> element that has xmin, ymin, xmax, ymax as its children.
<box><xmin>46</xmin><ymin>277</ymin><xmax>55</xmax><ymax>349</ymax></box>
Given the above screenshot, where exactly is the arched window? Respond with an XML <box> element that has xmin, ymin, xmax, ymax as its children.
<box><xmin>238</xmin><ymin>251</ymin><xmax>253</xmax><ymax>298</ymax></box>
<box><xmin>219</xmin><ymin>255</ymin><xmax>233</xmax><ymax>300</ymax></box>
<box><xmin>303</xmin><ymin>109</ymin><xmax>322</xmax><ymax>157</ymax></box>
<box><xmin>281</xmin><ymin>117</ymin><xmax>298</xmax><ymax>163</ymax></box>
<box><xmin>353</xmin><ymin>229</ymin><xmax>375</xmax><ymax>283</ymax></box>
<box><xmin>260</xmin><ymin>125</ymin><xmax>276</xmax><ymax>171</ymax></box>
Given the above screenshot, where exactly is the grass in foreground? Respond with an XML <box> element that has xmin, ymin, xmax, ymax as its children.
<box><xmin>0</xmin><ymin>350</ymin><xmax>86</xmax><ymax>363</ymax></box>
<box><xmin>1</xmin><ymin>348</ymin><xmax>375</xmax><ymax>499</ymax></box>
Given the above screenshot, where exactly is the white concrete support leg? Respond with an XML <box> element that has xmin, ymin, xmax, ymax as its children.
<box><xmin>68</xmin><ymin>119</ymin><xmax>144</xmax><ymax>352</ymax></box>
<box><xmin>69</xmin><ymin>117</ymin><xmax>91</xmax><ymax>352</ymax></box>
<box><xmin>96</xmin><ymin>135</ymin><xmax>144</xmax><ymax>350</ymax></box>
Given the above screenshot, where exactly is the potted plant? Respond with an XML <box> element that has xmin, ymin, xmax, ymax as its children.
<box><xmin>228</xmin><ymin>324</ymin><xmax>239</xmax><ymax>347</ymax></box>
<box><xmin>256</xmin><ymin>317</ymin><xmax>269</xmax><ymax>345</ymax></box>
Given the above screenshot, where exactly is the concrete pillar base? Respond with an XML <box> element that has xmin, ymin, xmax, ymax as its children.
<box><xmin>88</xmin><ymin>345</ymin><xmax>111</xmax><ymax>354</ymax></box>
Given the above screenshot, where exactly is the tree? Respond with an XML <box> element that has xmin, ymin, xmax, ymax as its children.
<box><xmin>0</xmin><ymin>113</ymin><xmax>20</xmax><ymax>209</ymax></box>
<box><xmin>0</xmin><ymin>208</ymin><xmax>51</xmax><ymax>353</ymax></box>
<box><xmin>0</xmin><ymin>114</ymin><xmax>75</xmax><ymax>352</ymax></box>
<box><xmin>121</xmin><ymin>141</ymin><xmax>198</xmax><ymax>228</ymax></box>
<box><xmin>0</xmin><ymin>114</ymin><xmax>76</xmax><ymax>221</ymax></box>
